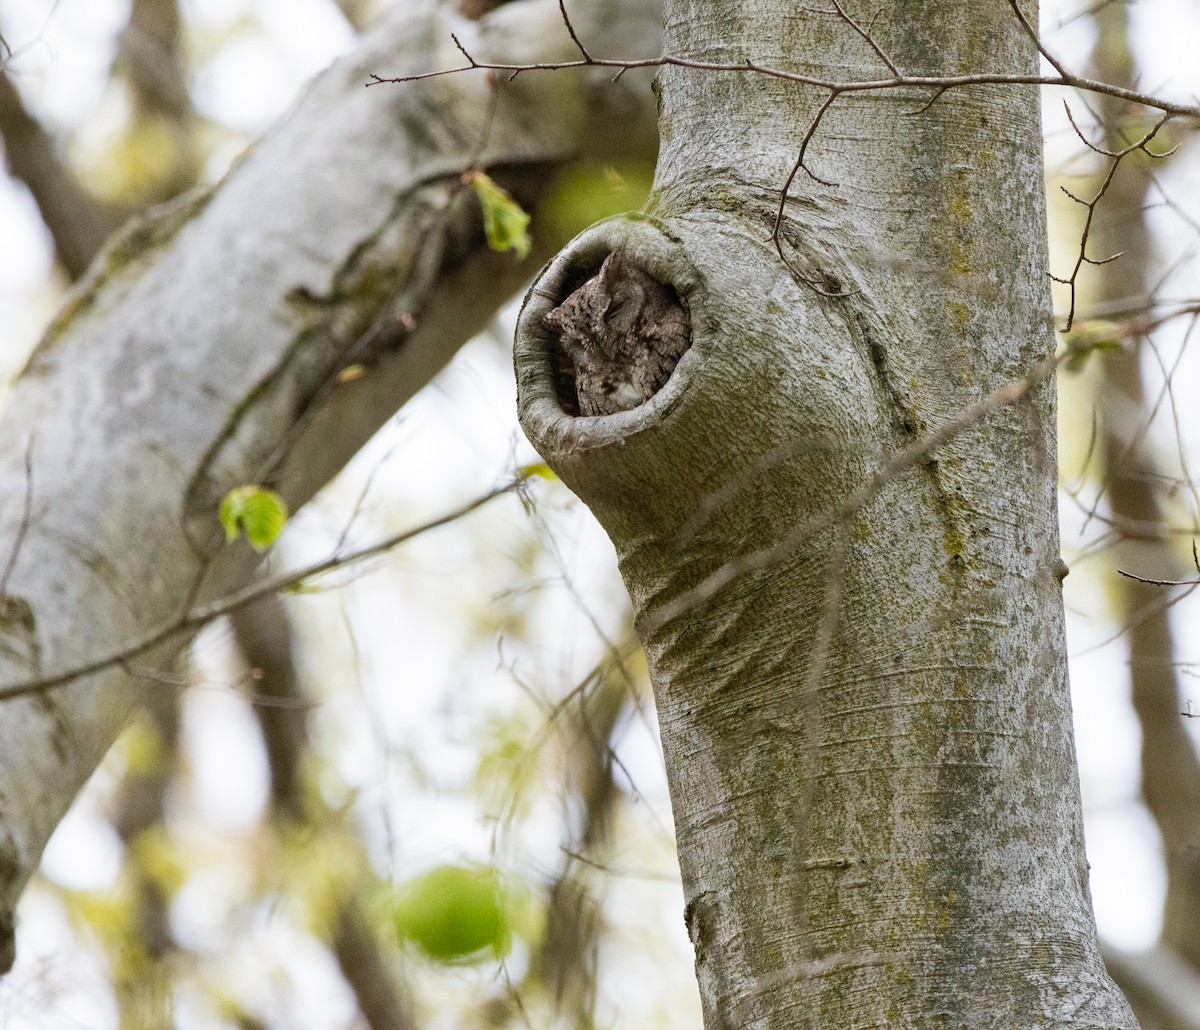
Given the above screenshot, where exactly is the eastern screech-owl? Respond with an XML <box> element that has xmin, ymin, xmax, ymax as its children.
<box><xmin>543</xmin><ymin>250</ymin><xmax>690</xmax><ymax>417</ymax></box>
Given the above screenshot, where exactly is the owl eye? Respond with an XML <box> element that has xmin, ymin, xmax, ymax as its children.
<box><xmin>604</xmin><ymin>297</ymin><xmax>627</xmax><ymax>320</ymax></box>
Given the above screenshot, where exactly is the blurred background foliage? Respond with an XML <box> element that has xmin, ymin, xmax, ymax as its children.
<box><xmin>1</xmin><ymin>0</ymin><xmax>1200</xmax><ymax>1027</ymax></box>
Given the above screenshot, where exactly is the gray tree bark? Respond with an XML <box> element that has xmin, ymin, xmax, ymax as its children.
<box><xmin>515</xmin><ymin>0</ymin><xmax>1136</xmax><ymax>1026</ymax></box>
<box><xmin>0</xmin><ymin>0</ymin><xmax>660</xmax><ymax>971</ymax></box>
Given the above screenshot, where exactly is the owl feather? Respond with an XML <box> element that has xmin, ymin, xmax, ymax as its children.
<box><xmin>543</xmin><ymin>251</ymin><xmax>690</xmax><ymax>417</ymax></box>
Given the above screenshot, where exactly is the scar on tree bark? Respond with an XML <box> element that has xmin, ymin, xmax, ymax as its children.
<box><xmin>542</xmin><ymin>251</ymin><xmax>691</xmax><ymax>417</ymax></box>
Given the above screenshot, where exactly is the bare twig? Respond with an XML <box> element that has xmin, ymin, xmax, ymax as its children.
<box><xmin>1052</xmin><ymin>105</ymin><xmax>1174</xmax><ymax>330</ymax></box>
<box><xmin>1007</xmin><ymin>0</ymin><xmax>1071</xmax><ymax>79</ymax></box>
<box><xmin>1078</xmin><ymin>310</ymin><xmax>1200</xmax><ymax>535</ymax></box>
<box><xmin>556</xmin><ymin>0</ymin><xmax>593</xmax><ymax>63</ymax></box>
<box><xmin>1117</xmin><ymin>568</ymin><xmax>1199</xmax><ymax>588</ymax></box>
<box><xmin>829</xmin><ymin>0</ymin><xmax>899</xmax><ymax>75</ymax></box>
<box><xmin>367</xmin><ymin>47</ymin><xmax>1200</xmax><ymax>122</ymax></box>
<box><xmin>0</xmin><ymin>478</ymin><xmax>526</xmax><ymax>701</ymax></box>
<box><xmin>776</xmin><ymin>89</ymin><xmax>840</xmax><ymax>217</ymax></box>
<box><xmin>770</xmin><ymin>90</ymin><xmax>854</xmax><ymax>294</ymax></box>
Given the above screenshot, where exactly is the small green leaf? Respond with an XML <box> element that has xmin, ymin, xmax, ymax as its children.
<box><xmin>1062</xmin><ymin>320</ymin><xmax>1122</xmax><ymax>372</ymax></box>
<box><xmin>393</xmin><ymin>864</ymin><xmax>510</xmax><ymax>963</ymax></box>
<box><xmin>517</xmin><ymin>462</ymin><xmax>556</xmax><ymax>481</ymax></box>
<box><xmin>219</xmin><ymin>486</ymin><xmax>288</xmax><ymax>551</ymax></box>
<box><xmin>468</xmin><ymin>171</ymin><xmax>531</xmax><ymax>259</ymax></box>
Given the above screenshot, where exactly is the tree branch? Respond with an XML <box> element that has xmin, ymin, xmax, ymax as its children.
<box><xmin>0</xmin><ymin>73</ymin><xmax>121</xmax><ymax>277</ymax></box>
<box><xmin>0</xmin><ymin>0</ymin><xmax>662</xmax><ymax>970</ymax></box>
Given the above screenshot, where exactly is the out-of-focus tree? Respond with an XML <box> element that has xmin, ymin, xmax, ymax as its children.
<box><xmin>0</xmin><ymin>1</ymin><xmax>673</xmax><ymax>1025</ymax></box>
<box><xmin>1047</xmin><ymin>3</ymin><xmax>1200</xmax><ymax>1026</ymax></box>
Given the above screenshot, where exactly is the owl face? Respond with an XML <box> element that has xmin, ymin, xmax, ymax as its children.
<box><xmin>542</xmin><ymin>249</ymin><xmax>690</xmax><ymax>417</ymax></box>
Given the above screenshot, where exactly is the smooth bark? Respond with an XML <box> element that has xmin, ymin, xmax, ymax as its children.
<box><xmin>516</xmin><ymin>0</ymin><xmax>1135</xmax><ymax>1025</ymax></box>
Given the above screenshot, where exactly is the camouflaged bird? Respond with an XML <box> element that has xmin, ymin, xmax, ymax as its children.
<box><xmin>543</xmin><ymin>251</ymin><xmax>690</xmax><ymax>417</ymax></box>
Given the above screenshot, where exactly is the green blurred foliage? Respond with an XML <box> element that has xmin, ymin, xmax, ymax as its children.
<box><xmin>392</xmin><ymin>864</ymin><xmax>510</xmax><ymax>962</ymax></box>
<box><xmin>540</xmin><ymin>161</ymin><xmax>655</xmax><ymax>238</ymax></box>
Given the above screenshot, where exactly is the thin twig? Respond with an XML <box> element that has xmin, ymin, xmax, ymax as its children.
<box><xmin>557</xmin><ymin>0</ymin><xmax>592</xmax><ymax>62</ymax></box>
<box><xmin>771</xmin><ymin>96</ymin><xmax>862</xmax><ymax>297</ymax></box>
<box><xmin>367</xmin><ymin>49</ymin><xmax>1200</xmax><ymax>121</ymax></box>
<box><xmin>829</xmin><ymin>0</ymin><xmax>899</xmax><ymax>75</ymax></box>
<box><xmin>0</xmin><ymin>479</ymin><xmax>525</xmax><ymax>702</ymax></box>
<box><xmin>1007</xmin><ymin>0</ymin><xmax>1071</xmax><ymax>79</ymax></box>
<box><xmin>1052</xmin><ymin>105</ymin><xmax>1173</xmax><ymax>331</ymax></box>
<box><xmin>1117</xmin><ymin>568</ymin><xmax>1197</xmax><ymax>588</ymax></box>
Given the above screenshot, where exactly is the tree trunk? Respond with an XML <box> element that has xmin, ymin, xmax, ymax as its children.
<box><xmin>0</xmin><ymin>0</ymin><xmax>660</xmax><ymax>970</ymax></box>
<box><xmin>515</xmin><ymin>0</ymin><xmax>1136</xmax><ymax>1025</ymax></box>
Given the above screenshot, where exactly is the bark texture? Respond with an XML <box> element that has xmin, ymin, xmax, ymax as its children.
<box><xmin>0</xmin><ymin>0</ymin><xmax>660</xmax><ymax>969</ymax></box>
<box><xmin>516</xmin><ymin>0</ymin><xmax>1135</xmax><ymax>1026</ymax></box>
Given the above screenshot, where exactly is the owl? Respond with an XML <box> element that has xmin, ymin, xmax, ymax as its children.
<box><xmin>543</xmin><ymin>251</ymin><xmax>690</xmax><ymax>417</ymax></box>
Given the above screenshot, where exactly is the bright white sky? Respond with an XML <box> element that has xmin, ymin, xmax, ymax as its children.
<box><xmin>2</xmin><ymin>0</ymin><xmax>1200</xmax><ymax>1025</ymax></box>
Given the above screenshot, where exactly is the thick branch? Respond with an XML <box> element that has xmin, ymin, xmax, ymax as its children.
<box><xmin>0</xmin><ymin>0</ymin><xmax>660</xmax><ymax>970</ymax></box>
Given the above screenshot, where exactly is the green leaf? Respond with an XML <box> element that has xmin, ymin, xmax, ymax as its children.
<box><xmin>517</xmin><ymin>462</ymin><xmax>556</xmax><ymax>481</ymax></box>
<box><xmin>393</xmin><ymin>864</ymin><xmax>510</xmax><ymax>962</ymax></box>
<box><xmin>219</xmin><ymin>486</ymin><xmax>288</xmax><ymax>551</ymax></box>
<box><xmin>1062</xmin><ymin>320</ymin><xmax>1123</xmax><ymax>372</ymax></box>
<box><xmin>468</xmin><ymin>171</ymin><xmax>531</xmax><ymax>259</ymax></box>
